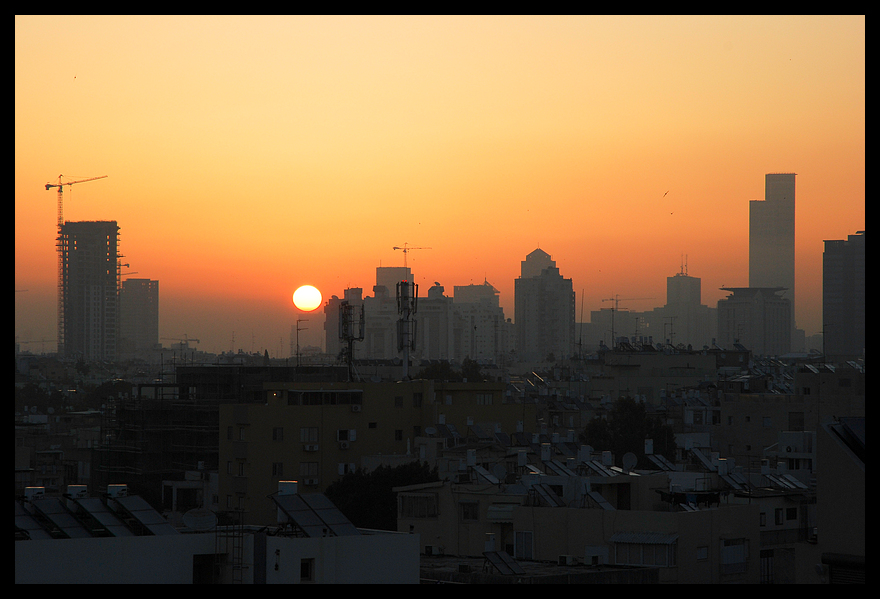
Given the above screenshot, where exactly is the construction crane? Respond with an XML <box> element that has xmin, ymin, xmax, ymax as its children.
<box><xmin>45</xmin><ymin>175</ymin><xmax>108</xmax><ymax>229</ymax></box>
<box><xmin>47</xmin><ymin>174</ymin><xmax>108</xmax><ymax>357</ymax></box>
<box><xmin>161</xmin><ymin>336</ymin><xmax>201</xmax><ymax>350</ymax></box>
<box><xmin>392</xmin><ymin>243</ymin><xmax>431</xmax><ymax>269</ymax></box>
<box><xmin>601</xmin><ymin>295</ymin><xmax>656</xmax><ymax>348</ymax></box>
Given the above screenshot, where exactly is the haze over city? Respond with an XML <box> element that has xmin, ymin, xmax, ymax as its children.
<box><xmin>15</xmin><ymin>15</ymin><xmax>864</xmax><ymax>355</ymax></box>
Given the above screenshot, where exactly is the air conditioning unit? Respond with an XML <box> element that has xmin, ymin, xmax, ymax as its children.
<box><xmin>558</xmin><ymin>555</ymin><xmax>578</xmax><ymax>566</ymax></box>
<box><xmin>339</xmin><ymin>441</ymin><xmax>350</xmax><ymax>450</ymax></box>
<box><xmin>351</xmin><ymin>404</ymin><xmax>362</xmax><ymax>413</ymax></box>
<box><xmin>303</xmin><ymin>478</ymin><xmax>319</xmax><ymax>486</ymax></box>
<box><xmin>303</xmin><ymin>444</ymin><xmax>319</xmax><ymax>452</ymax></box>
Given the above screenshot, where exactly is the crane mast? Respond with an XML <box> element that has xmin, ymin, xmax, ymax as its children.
<box><xmin>47</xmin><ymin>174</ymin><xmax>108</xmax><ymax>356</ymax></box>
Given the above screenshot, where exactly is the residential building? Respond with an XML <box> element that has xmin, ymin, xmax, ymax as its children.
<box><xmin>454</xmin><ymin>279</ymin><xmax>510</xmax><ymax>364</ymax></box>
<box><xmin>515</xmin><ymin>249</ymin><xmax>576</xmax><ymax>362</ymax></box>
<box><xmin>119</xmin><ymin>278</ymin><xmax>159</xmax><ymax>361</ymax></box>
<box><xmin>218</xmin><ymin>378</ymin><xmax>537</xmax><ymax>526</ymax></box>
<box><xmin>15</xmin><ymin>484</ymin><xmax>418</xmax><ymax>584</ymax></box>
<box><xmin>58</xmin><ymin>220</ymin><xmax>120</xmax><ymax>361</ymax></box>
<box><xmin>717</xmin><ymin>287</ymin><xmax>791</xmax><ymax>357</ymax></box>
<box><xmin>817</xmin><ymin>417</ymin><xmax>864</xmax><ymax>583</ymax></box>
<box><xmin>822</xmin><ymin>230</ymin><xmax>865</xmax><ymax>359</ymax></box>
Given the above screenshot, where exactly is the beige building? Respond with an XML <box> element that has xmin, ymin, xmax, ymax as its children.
<box><xmin>219</xmin><ymin>379</ymin><xmax>538</xmax><ymax>526</ymax></box>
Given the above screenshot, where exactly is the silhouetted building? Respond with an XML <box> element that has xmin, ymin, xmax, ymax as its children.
<box><xmin>515</xmin><ymin>249</ymin><xmax>575</xmax><ymax>362</ymax></box>
<box><xmin>823</xmin><ymin>231</ymin><xmax>865</xmax><ymax>359</ymax></box>
<box><xmin>454</xmin><ymin>280</ymin><xmax>510</xmax><ymax>364</ymax></box>
<box><xmin>58</xmin><ymin>220</ymin><xmax>120</xmax><ymax>361</ymax></box>
<box><xmin>717</xmin><ymin>287</ymin><xmax>791</xmax><ymax>357</ymax></box>
<box><xmin>119</xmin><ymin>278</ymin><xmax>159</xmax><ymax>360</ymax></box>
<box><xmin>749</xmin><ymin>174</ymin><xmax>796</xmax><ymax>343</ymax></box>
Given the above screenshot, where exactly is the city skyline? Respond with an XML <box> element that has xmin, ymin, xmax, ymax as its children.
<box><xmin>15</xmin><ymin>15</ymin><xmax>864</xmax><ymax>355</ymax></box>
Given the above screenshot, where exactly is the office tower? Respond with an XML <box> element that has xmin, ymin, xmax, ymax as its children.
<box><xmin>823</xmin><ymin>231</ymin><xmax>865</xmax><ymax>358</ymax></box>
<box><xmin>514</xmin><ymin>249</ymin><xmax>575</xmax><ymax>362</ymax></box>
<box><xmin>749</xmin><ymin>173</ymin><xmax>796</xmax><ymax>339</ymax></box>
<box><xmin>58</xmin><ymin>221</ymin><xmax>120</xmax><ymax>361</ymax></box>
<box><xmin>119</xmin><ymin>278</ymin><xmax>159</xmax><ymax>360</ymax></box>
<box><xmin>717</xmin><ymin>287</ymin><xmax>791</xmax><ymax>356</ymax></box>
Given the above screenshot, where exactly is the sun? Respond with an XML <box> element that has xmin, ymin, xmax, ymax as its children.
<box><xmin>292</xmin><ymin>285</ymin><xmax>323</xmax><ymax>312</ymax></box>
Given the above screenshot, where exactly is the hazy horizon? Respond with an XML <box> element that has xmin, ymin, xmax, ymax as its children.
<box><xmin>16</xmin><ymin>15</ymin><xmax>864</xmax><ymax>355</ymax></box>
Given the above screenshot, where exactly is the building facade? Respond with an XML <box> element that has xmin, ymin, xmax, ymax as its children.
<box><xmin>515</xmin><ymin>249</ymin><xmax>576</xmax><ymax>362</ymax></box>
<box><xmin>717</xmin><ymin>287</ymin><xmax>791</xmax><ymax>357</ymax></box>
<box><xmin>58</xmin><ymin>220</ymin><xmax>120</xmax><ymax>361</ymax></box>
<box><xmin>749</xmin><ymin>173</ymin><xmax>796</xmax><ymax>342</ymax></box>
<box><xmin>822</xmin><ymin>230</ymin><xmax>865</xmax><ymax>359</ymax></box>
<box><xmin>119</xmin><ymin>278</ymin><xmax>159</xmax><ymax>361</ymax></box>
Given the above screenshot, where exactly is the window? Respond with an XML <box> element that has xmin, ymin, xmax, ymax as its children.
<box><xmin>413</xmin><ymin>392</ymin><xmax>423</xmax><ymax>407</ymax></box>
<box><xmin>399</xmin><ymin>493</ymin><xmax>438</xmax><ymax>519</ymax></box>
<box><xmin>697</xmin><ymin>546</ymin><xmax>709</xmax><ymax>561</ymax></box>
<box><xmin>227</xmin><ymin>461</ymin><xmax>233</xmax><ymax>475</ymax></box>
<box><xmin>273</xmin><ymin>427</ymin><xmax>284</xmax><ymax>441</ymax></box>
<box><xmin>477</xmin><ymin>393</ymin><xmax>493</xmax><ymax>405</ymax></box>
<box><xmin>760</xmin><ymin>512</ymin><xmax>767</xmax><ymax>527</ymax></box>
<box><xmin>788</xmin><ymin>411</ymin><xmax>805</xmax><ymax>431</ymax></box>
<box><xmin>300</xmin><ymin>558</ymin><xmax>315</xmax><ymax>583</ymax></box>
<box><xmin>394</xmin><ymin>395</ymin><xmax>403</xmax><ymax>408</ymax></box>
<box><xmin>368</xmin><ymin>422</ymin><xmax>377</xmax><ymax>429</ymax></box>
<box><xmin>239</xmin><ymin>427</ymin><xmax>246</xmax><ymax>441</ymax></box>
<box><xmin>300</xmin><ymin>427</ymin><xmax>318</xmax><ymax>443</ymax></box>
<box><xmin>238</xmin><ymin>462</ymin><xmax>245</xmax><ymax>476</ymax></box>
<box><xmin>272</xmin><ymin>462</ymin><xmax>283</xmax><ymax>477</ymax></box>
<box><xmin>615</xmin><ymin>543</ymin><xmax>675</xmax><ymax>567</ymax></box>
<box><xmin>459</xmin><ymin>501</ymin><xmax>479</xmax><ymax>521</ymax></box>
<box><xmin>227</xmin><ymin>425</ymin><xmax>233</xmax><ymax>440</ymax></box>
<box><xmin>337</xmin><ymin>429</ymin><xmax>356</xmax><ymax>442</ymax></box>
<box><xmin>786</xmin><ymin>507</ymin><xmax>797</xmax><ymax>521</ymax></box>
<box><xmin>300</xmin><ymin>462</ymin><xmax>319</xmax><ymax>479</ymax></box>
<box><xmin>514</xmin><ymin>531</ymin><xmax>533</xmax><ymax>560</ymax></box>
<box><xmin>775</xmin><ymin>508</ymin><xmax>783</xmax><ymax>525</ymax></box>
<box><xmin>720</xmin><ymin>538</ymin><xmax>749</xmax><ymax>574</ymax></box>
<box><xmin>394</xmin><ymin>429</ymin><xmax>403</xmax><ymax>441</ymax></box>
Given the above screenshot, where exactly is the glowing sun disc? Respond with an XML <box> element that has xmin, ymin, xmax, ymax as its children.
<box><xmin>293</xmin><ymin>285</ymin><xmax>322</xmax><ymax>311</ymax></box>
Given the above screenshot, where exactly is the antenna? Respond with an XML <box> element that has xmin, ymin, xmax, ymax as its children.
<box><xmin>680</xmin><ymin>253</ymin><xmax>688</xmax><ymax>276</ymax></box>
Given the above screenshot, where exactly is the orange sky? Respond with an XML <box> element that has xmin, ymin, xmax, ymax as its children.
<box><xmin>15</xmin><ymin>15</ymin><xmax>864</xmax><ymax>355</ymax></box>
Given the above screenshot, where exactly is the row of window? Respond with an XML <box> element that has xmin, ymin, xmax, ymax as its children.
<box><xmin>232</xmin><ymin>425</ymin><xmax>415</xmax><ymax>443</ymax></box>
<box><xmin>276</xmin><ymin>390</ymin><xmax>496</xmax><ymax>407</ymax></box>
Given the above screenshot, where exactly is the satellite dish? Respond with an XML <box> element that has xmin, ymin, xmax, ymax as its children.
<box><xmin>425</xmin><ymin>427</ymin><xmax>437</xmax><ymax>436</ymax></box>
<box><xmin>182</xmin><ymin>508</ymin><xmax>217</xmax><ymax>531</ymax></box>
<box><xmin>622</xmin><ymin>452</ymin><xmax>638</xmax><ymax>472</ymax></box>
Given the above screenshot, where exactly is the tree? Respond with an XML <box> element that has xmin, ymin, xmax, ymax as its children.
<box><xmin>578</xmin><ymin>396</ymin><xmax>677</xmax><ymax>468</ymax></box>
<box><xmin>324</xmin><ymin>461</ymin><xmax>439</xmax><ymax>531</ymax></box>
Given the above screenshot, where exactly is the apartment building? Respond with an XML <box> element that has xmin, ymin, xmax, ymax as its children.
<box><xmin>218</xmin><ymin>378</ymin><xmax>538</xmax><ymax>526</ymax></box>
<box><xmin>396</xmin><ymin>476</ymin><xmax>760</xmax><ymax>583</ymax></box>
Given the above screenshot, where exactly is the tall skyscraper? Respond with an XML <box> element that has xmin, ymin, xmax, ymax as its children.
<box><xmin>514</xmin><ymin>249</ymin><xmax>575</xmax><ymax>362</ymax></box>
<box><xmin>749</xmin><ymin>173</ymin><xmax>796</xmax><ymax>339</ymax></box>
<box><xmin>59</xmin><ymin>220</ymin><xmax>120</xmax><ymax>361</ymax></box>
<box><xmin>823</xmin><ymin>231</ymin><xmax>865</xmax><ymax>358</ymax></box>
<box><xmin>119</xmin><ymin>278</ymin><xmax>159</xmax><ymax>360</ymax></box>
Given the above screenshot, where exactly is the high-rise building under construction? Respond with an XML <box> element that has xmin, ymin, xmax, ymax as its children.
<box><xmin>58</xmin><ymin>220</ymin><xmax>120</xmax><ymax>361</ymax></box>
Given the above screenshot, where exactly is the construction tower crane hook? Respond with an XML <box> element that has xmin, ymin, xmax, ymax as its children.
<box><xmin>392</xmin><ymin>243</ymin><xmax>431</xmax><ymax>269</ymax></box>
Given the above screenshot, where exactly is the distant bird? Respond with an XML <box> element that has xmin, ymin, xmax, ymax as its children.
<box><xmin>663</xmin><ymin>190</ymin><xmax>669</xmax><ymax>197</ymax></box>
